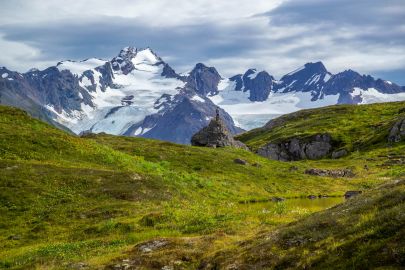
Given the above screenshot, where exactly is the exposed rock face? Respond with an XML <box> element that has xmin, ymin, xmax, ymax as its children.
<box><xmin>186</xmin><ymin>63</ymin><xmax>222</xmax><ymax>96</ymax></box>
<box><xmin>229</xmin><ymin>69</ymin><xmax>275</xmax><ymax>101</ymax></box>
<box><xmin>305</xmin><ymin>168</ymin><xmax>355</xmax><ymax>178</ymax></box>
<box><xmin>191</xmin><ymin>108</ymin><xmax>247</xmax><ymax>149</ymax></box>
<box><xmin>277</xmin><ymin>62</ymin><xmax>330</xmax><ymax>95</ymax></box>
<box><xmin>161</xmin><ymin>63</ymin><xmax>185</xmax><ymax>80</ymax></box>
<box><xmin>388</xmin><ymin>118</ymin><xmax>405</xmax><ymax>143</ymax></box>
<box><xmin>257</xmin><ymin>134</ymin><xmax>333</xmax><ymax>161</ymax></box>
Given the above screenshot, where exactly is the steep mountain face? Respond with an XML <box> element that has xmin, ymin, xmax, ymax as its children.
<box><xmin>277</xmin><ymin>62</ymin><xmax>331</xmax><ymax>95</ymax></box>
<box><xmin>0</xmin><ymin>48</ymin><xmax>240</xmax><ymax>144</ymax></box>
<box><xmin>229</xmin><ymin>69</ymin><xmax>275</xmax><ymax>101</ymax></box>
<box><xmin>124</xmin><ymin>87</ymin><xmax>242</xmax><ymax>144</ymax></box>
<box><xmin>0</xmin><ymin>67</ymin><xmax>75</xmax><ymax>132</ymax></box>
<box><xmin>186</xmin><ymin>63</ymin><xmax>222</xmax><ymax>96</ymax></box>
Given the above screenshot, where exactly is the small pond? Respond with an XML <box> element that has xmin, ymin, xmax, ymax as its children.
<box><xmin>241</xmin><ymin>197</ymin><xmax>345</xmax><ymax>215</ymax></box>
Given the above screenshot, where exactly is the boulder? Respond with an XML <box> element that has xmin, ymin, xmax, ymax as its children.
<box><xmin>191</xmin><ymin>108</ymin><xmax>248</xmax><ymax>149</ymax></box>
<box><xmin>388</xmin><ymin>118</ymin><xmax>405</xmax><ymax>143</ymax></box>
<box><xmin>344</xmin><ymin>191</ymin><xmax>362</xmax><ymax>199</ymax></box>
<box><xmin>257</xmin><ymin>134</ymin><xmax>333</xmax><ymax>161</ymax></box>
<box><xmin>305</xmin><ymin>168</ymin><xmax>355</xmax><ymax>178</ymax></box>
<box><xmin>332</xmin><ymin>149</ymin><xmax>348</xmax><ymax>159</ymax></box>
<box><xmin>138</xmin><ymin>239</ymin><xmax>168</xmax><ymax>253</ymax></box>
<box><xmin>234</xmin><ymin>158</ymin><xmax>247</xmax><ymax>165</ymax></box>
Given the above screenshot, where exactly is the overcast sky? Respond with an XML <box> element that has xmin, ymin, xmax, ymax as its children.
<box><xmin>0</xmin><ymin>0</ymin><xmax>404</xmax><ymax>84</ymax></box>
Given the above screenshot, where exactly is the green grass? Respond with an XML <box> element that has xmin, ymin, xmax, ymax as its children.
<box><xmin>0</xmin><ymin>103</ymin><xmax>404</xmax><ymax>269</ymax></box>
<box><xmin>237</xmin><ymin>101</ymin><xmax>405</xmax><ymax>152</ymax></box>
<box><xmin>203</xmin><ymin>180</ymin><xmax>405</xmax><ymax>269</ymax></box>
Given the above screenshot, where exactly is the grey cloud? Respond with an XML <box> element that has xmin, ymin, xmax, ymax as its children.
<box><xmin>0</xmin><ymin>17</ymin><xmax>265</xmax><ymax>73</ymax></box>
<box><xmin>265</xmin><ymin>0</ymin><xmax>405</xmax><ymax>27</ymax></box>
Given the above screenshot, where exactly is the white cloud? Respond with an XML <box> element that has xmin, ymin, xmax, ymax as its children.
<box><xmin>0</xmin><ymin>35</ymin><xmax>54</xmax><ymax>71</ymax></box>
<box><xmin>0</xmin><ymin>0</ymin><xmax>283</xmax><ymax>26</ymax></box>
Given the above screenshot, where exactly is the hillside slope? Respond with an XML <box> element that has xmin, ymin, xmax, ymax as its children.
<box><xmin>0</xmin><ymin>104</ymin><xmax>404</xmax><ymax>269</ymax></box>
<box><xmin>201</xmin><ymin>180</ymin><xmax>405</xmax><ymax>269</ymax></box>
<box><xmin>238</xmin><ymin>101</ymin><xmax>405</xmax><ymax>153</ymax></box>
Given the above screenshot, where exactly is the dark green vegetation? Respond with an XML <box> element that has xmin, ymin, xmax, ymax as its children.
<box><xmin>0</xmin><ymin>102</ymin><xmax>404</xmax><ymax>269</ymax></box>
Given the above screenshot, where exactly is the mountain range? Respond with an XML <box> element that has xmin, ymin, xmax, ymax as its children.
<box><xmin>1</xmin><ymin>46</ymin><xmax>405</xmax><ymax>143</ymax></box>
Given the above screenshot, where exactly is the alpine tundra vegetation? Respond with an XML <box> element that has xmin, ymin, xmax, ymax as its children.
<box><xmin>0</xmin><ymin>100</ymin><xmax>404</xmax><ymax>269</ymax></box>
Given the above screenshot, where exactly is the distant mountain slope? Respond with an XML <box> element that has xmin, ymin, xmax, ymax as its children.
<box><xmin>211</xmin><ymin>62</ymin><xmax>405</xmax><ymax>129</ymax></box>
<box><xmin>1</xmin><ymin>48</ymin><xmax>405</xmax><ymax>141</ymax></box>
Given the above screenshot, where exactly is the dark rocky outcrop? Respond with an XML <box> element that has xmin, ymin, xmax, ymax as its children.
<box><xmin>230</xmin><ymin>69</ymin><xmax>275</xmax><ymax>101</ymax></box>
<box><xmin>344</xmin><ymin>190</ymin><xmax>362</xmax><ymax>199</ymax></box>
<box><xmin>234</xmin><ymin>158</ymin><xmax>248</xmax><ymax>165</ymax></box>
<box><xmin>331</xmin><ymin>149</ymin><xmax>348</xmax><ymax>159</ymax></box>
<box><xmin>111</xmin><ymin>47</ymin><xmax>137</xmax><ymax>74</ymax></box>
<box><xmin>388</xmin><ymin>118</ymin><xmax>405</xmax><ymax>143</ymax></box>
<box><xmin>257</xmin><ymin>134</ymin><xmax>333</xmax><ymax>161</ymax></box>
<box><xmin>161</xmin><ymin>63</ymin><xmax>185</xmax><ymax>80</ymax></box>
<box><xmin>305</xmin><ymin>168</ymin><xmax>355</xmax><ymax>178</ymax></box>
<box><xmin>191</xmin><ymin>108</ymin><xmax>247</xmax><ymax>149</ymax></box>
<box><xmin>186</xmin><ymin>63</ymin><xmax>222</xmax><ymax>96</ymax></box>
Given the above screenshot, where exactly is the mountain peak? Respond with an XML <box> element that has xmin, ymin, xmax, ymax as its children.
<box><xmin>243</xmin><ymin>68</ymin><xmax>257</xmax><ymax>78</ymax></box>
<box><xmin>187</xmin><ymin>63</ymin><xmax>221</xmax><ymax>96</ymax></box>
<box><xmin>193</xmin><ymin>63</ymin><xmax>208</xmax><ymax>70</ymax></box>
<box><xmin>303</xmin><ymin>61</ymin><xmax>327</xmax><ymax>73</ymax></box>
<box><xmin>284</xmin><ymin>61</ymin><xmax>328</xmax><ymax>78</ymax></box>
<box><xmin>112</xmin><ymin>46</ymin><xmax>163</xmax><ymax>74</ymax></box>
<box><xmin>132</xmin><ymin>48</ymin><xmax>162</xmax><ymax>65</ymax></box>
<box><xmin>117</xmin><ymin>47</ymin><xmax>161</xmax><ymax>63</ymax></box>
<box><xmin>118</xmin><ymin>46</ymin><xmax>138</xmax><ymax>59</ymax></box>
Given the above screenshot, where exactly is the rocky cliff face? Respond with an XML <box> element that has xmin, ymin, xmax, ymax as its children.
<box><xmin>277</xmin><ymin>62</ymin><xmax>331</xmax><ymax>95</ymax></box>
<box><xmin>191</xmin><ymin>109</ymin><xmax>247</xmax><ymax>149</ymax></box>
<box><xmin>229</xmin><ymin>69</ymin><xmax>275</xmax><ymax>102</ymax></box>
<box><xmin>388</xmin><ymin>118</ymin><xmax>405</xmax><ymax>143</ymax></box>
<box><xmin>257</xmin><ymin>134</ymin><xmax>334</xmax><ymax>161</ymax></box>
<box><xmin>186</xmin><ymin>63</ymin><xmax>222</xmax><ymax>96</ymax></box>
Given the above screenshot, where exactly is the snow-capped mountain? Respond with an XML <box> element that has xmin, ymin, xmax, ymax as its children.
<box><xmin>1</xmin><ymin>47</ymin><xmax>405</xmax><ymax>143</ymax></box>
<box><xmin>210</xmin><ymin>62</ymin><xmax>405</xmax><ymax>129</ymax></box>
<box><xmin>0</xmin><ymin>47</ymin><xmax>240</xmax><ymax>144</ymax></box>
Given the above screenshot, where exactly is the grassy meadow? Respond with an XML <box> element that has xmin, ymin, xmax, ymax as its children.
<box><xmin>0</xmin><ymin>103</ymin><xmax>404</xmax><ymax>269</ymax></box>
